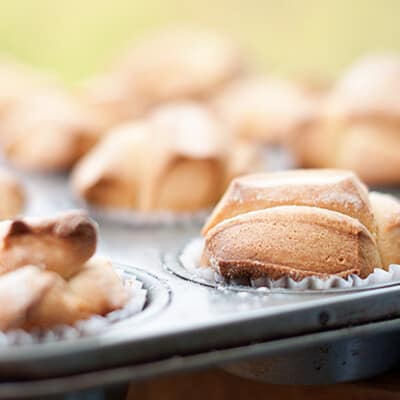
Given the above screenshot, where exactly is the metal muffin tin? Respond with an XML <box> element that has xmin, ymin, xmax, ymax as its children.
<box><xmin>1</xmin><ymin>170</ymin><xmax>400</xmax><ymax>397</ymax></box>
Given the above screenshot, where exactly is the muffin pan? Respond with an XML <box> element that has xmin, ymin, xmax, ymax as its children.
<box><xmin>2</xmin><ymin>172</ymin><xmax>400</xmax><ymax>397</ymax></box>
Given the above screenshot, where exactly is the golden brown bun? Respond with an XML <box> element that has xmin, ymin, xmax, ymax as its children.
<box><xmin>78</xmin><ymin>73</ymin><xmax>148</xmax><ymax>134</ymax></box>
<box><xmin>204</xmin><ymin>206</ymin><xmax>381</xmax><ymax>280</ymax></box>
<box><xmin>212</xmin><ymin>76</ymin><xmax>320</xmax><ymax>144</ymax></box>
<box><xmin>202</xmin><ymin>169</ymin><xmax>375</xmax><ymax>236</ymax></box>
<box><xmin>0</xmin><ymin>88</ymin><xmax>98</xmax><ymax>171</ymax></box>
<box><xmin>289</xmin><ymin>54</ymin><xmax>400</xmax><ymax>185</ymax></box>
<box><xmin>0</xmin><ymin>169</ymin><xmax>24</xmax><ymax>219</ymax></box>
<box><xmin>115</xmin><ymin>28</ymin><xmax>245</xmax><ymax>103</ymax></box>
<box><xmin>68</xmin><ymin>256</ymin><xmax>128</xmax><ymax>315</ymax></box>
<box><xmin>201</xmin><ymin>169</ymin><xmax>400</xmax><ymax>281</ymax></box>
<box><xmin>24</xmin><ymin>269</ymin><xmax>92</xmax><ymax>330</ymax></box>
<box><xmin>0</xmin><ymin>258</ymin><xmax>128</xmax><ymax>330</ymax></box>
<box><xmin>72</xmin><ymin>102</ymin><xmax>262</xmax><ymax>212</ymax></box>
<box><xmin>0</xmin><ymin>266</ymin><xmax>55</xmax><ymax>331</ymax></box>
<box><xmin>26</xmin><ymin>257</ymin><xmax>128</xmax><ymax>330</ymax></box>
<box><xmin>369</xmin><ymin>192</ymin><xmax>400</xmax><ymax>267</ymax></box>
<box><xmin>0</xmin><ymin>211</ymin><xmax>128</xmax><ymax>331</ymax></box>
<box><xmin>0</xmin><ymin>58</ymin><xmax>56</xmax><ymax>117</ymax></box>
<box><xmin>329</xmin><ymin>53</ymin><xmax>400</xmax><ymax>118</ymax></box>
<box><xmin>0</xmin><ymin>211</ymin><xmax>97</xmax><ymax>278</ymax></box>
<box><xmin>80</xmin><ymin>28</ymin><xmax>244</xmax><ymax>132</ymax></box>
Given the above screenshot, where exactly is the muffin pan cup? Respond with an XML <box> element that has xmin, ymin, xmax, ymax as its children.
<box><xmin>0</xmin><ymin>267</ymin><xmax>147</xmax><ymax>346</ymax></box>
<box><xmin>2</xmin><ymin>172</ymin><xmax>400</xmax><ymax>396</ymax></box>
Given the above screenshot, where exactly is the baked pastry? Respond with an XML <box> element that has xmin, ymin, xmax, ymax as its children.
<box><xmin>0</xmin><ymin>58</ymin><xmax>55</xmax><ymax>117</ymax></box>
<box><xmin>0</xmin><ymin>169</ymin><xmax>25</xmax><ymax>219</ymax></box>
<box><xmin>211</xmin><ymin>76</ymin><xmax>320</xmax><ymax>144</ymax></box>
<box><xmin>0</xmin><ymin>211</ymin><xmax>128</xmax><ymax>331</ymax></box>
<box><xmin>72</xmin><ymin>102</ymin><xmax>262</xmax><ymax>212</ymax></box>
<box><xmin>289</xmin><ymin>53</ymin><xmax>400</xmax><ymax>185</ymax></box>
<box><xmin>0</xmin><ymin>211</ymin><xmax>97</xmax><ymax>278</ymax></box>
<box><xmin>80</xmin><ymin>28</ymin><xmax>245</xmax><ymax>132</ymax></box>
<box><xmin>201</xmin><ymin>169</ymin><xmax>400</xmax><ymax>281</ymax></box>
<box><xmin>0</xmin><ymin>87</ymin><xmax>98</xmax><ymax>171</ymax></box>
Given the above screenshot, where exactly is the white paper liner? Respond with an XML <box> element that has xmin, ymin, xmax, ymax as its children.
<box><xmin>77</xmin><ymin>199</ymin><xmax>210</xmax><ymax>227</ymax></box>
<box><xmin>0</xmin><ymin>270</ymin><xmax>147</xmax><ymax>346</ymax></box>
<box><xmin>180</xmin><ymin>238</ymin><xmax>400</xmax><ymax>291</ymax></box>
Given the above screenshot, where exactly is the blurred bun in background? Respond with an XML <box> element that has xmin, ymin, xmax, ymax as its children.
<box><xmin>211</xmin><ymin>76</ymin><xmax>322</xmax><ymax>145</ymax></box>
<box><xmin>72</xmin><ymin>102</ymin><xmax>262</xmax><ymax>212</ymax></box>
<box><xmin>80</xmin><ymin>28</ymin><xmax>246</xmax><ymax>134</ymax></box>
<box><xmin>290</xmin><ymin>53</ymin><xmax>400</xmax><ymax>185</ymax></box>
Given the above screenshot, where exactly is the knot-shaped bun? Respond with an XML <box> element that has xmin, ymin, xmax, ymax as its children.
<box><xmin>211</xmin><ymin>76</ymin><xmax>320</xmax><ymax>144</ymax></box>
<box><xmin>72</xmin><ymin>102</ymin><xmax>261</xmax><ymax>212</ymax></box>
<box><xmin>0</xmin><ymin>211</ymin><xmax>127</xmax><ymax>331</ymax></box>
<box><xmin>80</xmin><ymin>28</ymin><xmax>245</xmax><ymax>132</ymax></box>
<box><xmin>202</xmin><ymin>170</ymin><xmax>400</xmax><ymax>281</ymax></box>
<box><xmin>290</xmin><ymin>54</ymin><xmax>400</xmax><ymax>185</ymax></box>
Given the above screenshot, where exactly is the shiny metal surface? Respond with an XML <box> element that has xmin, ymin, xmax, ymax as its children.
<box><xmin>0</xmin><ymin>169</ymin><xmax>399</xmax><ymax>395</ymax></box>
<box><xmin>1</xmin><ymin>318</ymin><xmax>400</xmax><ymax>398</ymax></box>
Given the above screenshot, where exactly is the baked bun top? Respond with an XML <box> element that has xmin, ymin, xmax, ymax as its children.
<box><xmin>0</xmin><ymin>211</ymin><xmax>128</xmax><ymax>330</ymax></box>
<box><xmin>202</xmin><ymin>169</ymin><xmax>400</xmax><ymax>280</ymax></box>
<box><xmin>203</xmin><ymin>169</ymin><xmax>375</xmax><ymax>235</ymax></box>
<box><xmin>115</xmin><ymin>28</ymin><xmax>245</xmax><ymax>102</ymax></box>
<box><xmin>327</xmin><ymin>53</ymin><xmax>400</xmax><ymax>119</ymax></box>
<box><xmin>212</xmin><ymin>76</ymin><xmax>319</xmax><ymax>143</ymax></box>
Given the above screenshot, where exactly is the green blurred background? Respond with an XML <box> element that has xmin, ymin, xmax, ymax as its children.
<box><xmin>1</xmin><ymin>0</ymin><xmax>399</xmax><ymax>83</ymax></box>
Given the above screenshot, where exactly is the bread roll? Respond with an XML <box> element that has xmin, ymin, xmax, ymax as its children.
<box><xmin>27</xmin><ymin>257</ymin><xmax>128</xmax><ymax>329</ymax></box>
<box><xmin>289</xmin><ymin>54</ymin><xmax>400</xmax><ymax>185</ymax></box>
<box><xmin>0</xmin><ymin>259</ymin><xmax>128</xmax><ymax>330</ymax></box>
<box><xmin>204</xmin><ymin>206</ymin><xmax>381</xmax><ymax>280</ymax></box>
<box><xmin>0</xmin><ymin>211</ymin><xmax>97</xmax><ymax>278</ymax></box>
<box><xmin>23</xmin><ymin>270</ymin><xmax>92</xmax><ymax>330</ymax></box>
<box><xmin>80</xmin><ymin>28</ymin><xmax>244</xmax><ymax>132</ymax></box>
<box><xmin>369</xmin><ymin>192</ymin><xmax>400</xmax><ymax>267</ymax></box>
<box><xmin>0</xmin><ymin>266</ymin><xmax>54</xmax><ymax>331</ymax></box>
<box><xmin>212</xmin><ymin>76</ymin><xmax>320</xmax><ymax>144</ymax></box>
<box><xmin>0</xmin><ymin>212</ymin><xmax>128</xmax><ymax>331</ymax></box>
<box><xmin>72</xmin><ymin>102</ymin><xmax>262</xmax><ymax>212</ymax></box>
<box><xmin>0</xmin><ymin>58</ymin><xmax>55</xmax><ymax>117</ymax></box>
<box><xmin>202</xmin><ymin>169</ymin><xmax>400</xmax><ymax>281</ymax></box>
<box><xmin>0</xmin><ymin>88</ymin><xmax>98</xmax><ymax>171</ymax></box>
<box><xmin>203</xmin><ymin>169</ymin><xmax>376</xmax><ymax>235</ymax></box>
<box><xmin>69</xmin><ymin>256</ymin><xmax>128</xmax><ymax>315</ymax></box>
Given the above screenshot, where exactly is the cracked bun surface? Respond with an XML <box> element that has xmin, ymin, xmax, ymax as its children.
<box><xmin>202</xmin><ymin>169</ymin><xmax>399</xmax><ymax>281</ymax></box>
<box><xmin>0</xmin><ymin>211</ymin><xmax>128</xmax><ymax>330</ymax></box>
<box><xmin>72</xmin><ymin>102</ymin><xmax>262</xmax><ymax>212</ymax></box>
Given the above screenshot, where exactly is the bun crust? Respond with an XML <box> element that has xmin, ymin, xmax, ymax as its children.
<box><xmin>289</xmin><ymin>54</ymin><xmax>400</xmax><ymax>185</ymax></box>
<box><xmin>72</xmin><ymin>103</ymin><xmax>261</xmax><ymax>212</ymax></box>
<box><xmin>80</xmin><ymin>28</ymin><xmax>244</xmax><ymax>132</ymax></box>
<box><xmin>203</xmin><ymin>169</ymin><xmax>375</xmax><ymax>235</ymax></box>
<box><xmin>0</xmin><ymin>212</ymin><xmax>128</xmax><ymax>330</ymax></box>
<box><xmin>369</xmin><ymin>192</ymin><xmax>400</xmax><ymax>267</ymax></box>
<box><xmin>212</xmin><ymin>76</ymin><xmax>319</xmax><ymax>144</ymax></box>
<box><xmin>0</xmin><ymin>211</ymin><xmax>97</xmax><ymax>278</ymax></box>
<box><xmin>202</xmin><ymin>170</ymin><xmax>399</xmax><ymax>281</ymax></box>
<box><xmin>0</xmin><ymin>89</ymin><xmax>98</xmax><ymax>171</ymax></box>
<box><xmin>204</xmin><ymin>206</ymin><xmax>381</xmax><ymax>280</ymax></box>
